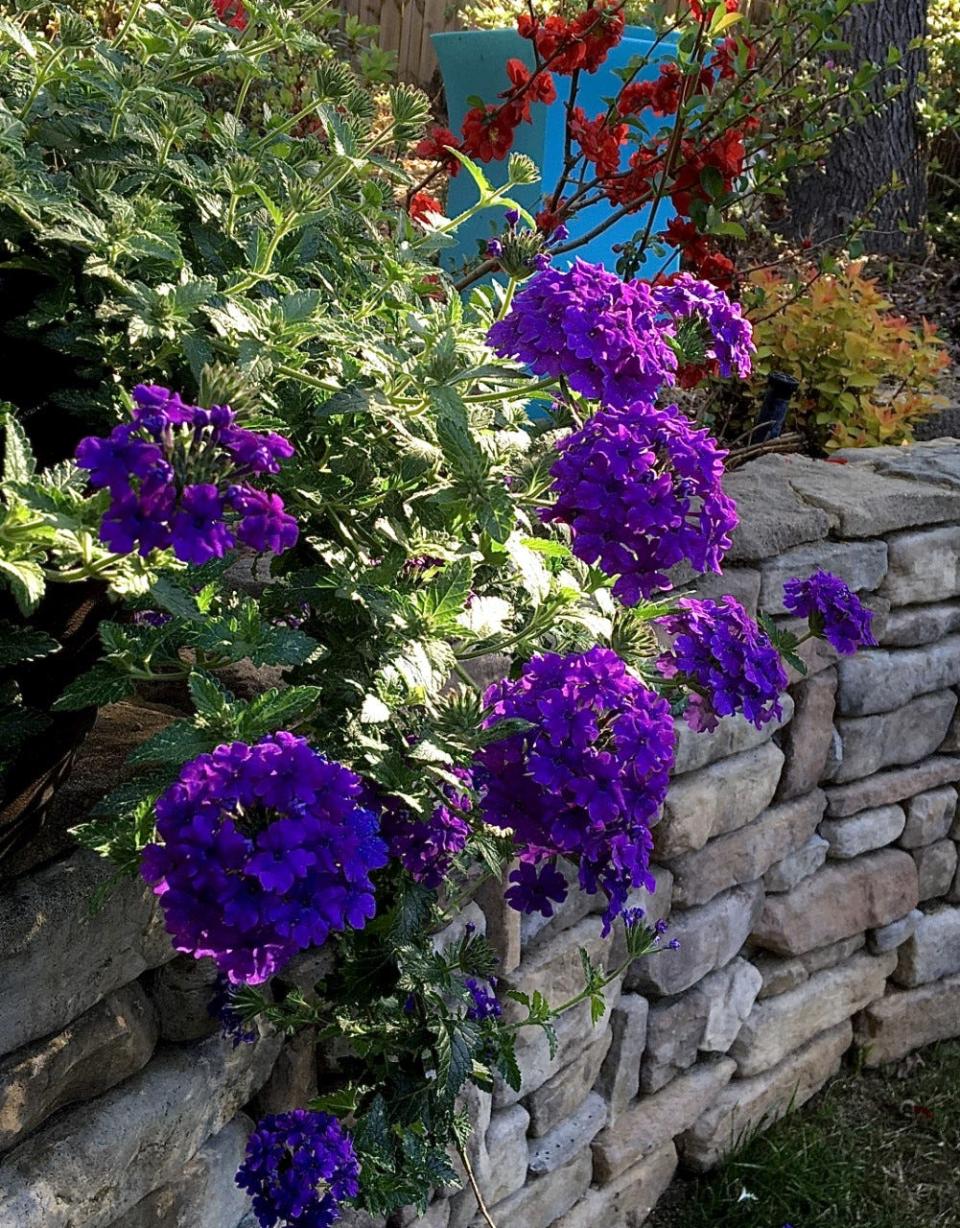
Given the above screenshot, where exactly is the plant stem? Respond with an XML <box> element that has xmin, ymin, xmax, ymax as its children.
<box><xmin>456</xmin><ymin>1142</ymin><xmax>499</xmax><ymax>1228</ymax></box>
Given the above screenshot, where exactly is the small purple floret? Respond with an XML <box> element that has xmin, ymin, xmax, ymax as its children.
<box><xmin>782</xmin><ymin>569</ymin><xmax>877</xmax><ymax>655</ymax></box>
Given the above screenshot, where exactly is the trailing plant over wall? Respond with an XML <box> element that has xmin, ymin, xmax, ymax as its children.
<box><xmin>0</xmin><ymin>3</ymin><xmax>883</xmax><ymax>1226</ymax></box>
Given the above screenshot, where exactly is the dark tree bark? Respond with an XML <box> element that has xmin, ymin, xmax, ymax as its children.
<box><xmin>789</xmin><ymin>0</ymin><xmax>928</xmax><ymax>254</ymax></box>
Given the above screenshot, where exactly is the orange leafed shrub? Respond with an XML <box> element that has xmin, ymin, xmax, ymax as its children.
<box><xmin>745</xmin><ymin>262</ymin><xmax>950</xmax><ymax>451</ymax></box>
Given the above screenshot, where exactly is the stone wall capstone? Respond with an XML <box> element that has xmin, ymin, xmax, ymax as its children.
<box><xmin>4</xmin><ymin>441</ymin><xmax>960</xmax><ymax>1228</ymax></box>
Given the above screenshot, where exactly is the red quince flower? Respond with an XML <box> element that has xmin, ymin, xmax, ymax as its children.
<box><xmin>415</xmin><ymin>126</ymin><xmax>463</xmax><ymax>176</ymax></box>
<box><xmin>408</xmin><ymin>192</ymin><xmax>444</xmax><ymax>223</ymax></box>
<box><xmin>212</xmin><ymin>0</ymin><xmax>247</xmax><ymax>30</ymax></box>
<box><xmin>461</xmin><ymin>104</ymin><xmax>521</xmax><ymax>162</ymax></box>
<box><xmin>570</xmin><ymin>107</ymin><xmax>626</xmax><ymax>178</ymax></box>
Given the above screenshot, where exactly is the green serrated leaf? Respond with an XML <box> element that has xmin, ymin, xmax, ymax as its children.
<box><xmin>2</xmin><ymin>408</ymin><xmax>36</xmax><ymax>485</ymax></box>
<box><xmin>53</xmin><ymin>663</ymin><xmax>135</xmax><ymax>711</ymax></box>
<box><xmin>237</xmin><ymin>685</ymin><xmax>321</xmax><ymax>737</ymax></box>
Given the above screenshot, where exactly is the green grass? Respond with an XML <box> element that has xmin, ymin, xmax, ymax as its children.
<box><xmin>646</xmin><ymin>1041</ymin><xmax>960</xmax><ymax>1228</ymax></box>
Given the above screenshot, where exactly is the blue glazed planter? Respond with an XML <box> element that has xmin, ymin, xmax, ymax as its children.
<box><xmin>432</xmin><ymin>26</ymin><xmax>679</xmax><ymax>277</ymax></box>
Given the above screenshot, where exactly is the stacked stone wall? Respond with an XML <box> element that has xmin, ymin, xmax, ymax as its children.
<box><xmin>4</xmin><ymin>442</ymin><xmax>960</xmax><ymax>1228</ymax></box>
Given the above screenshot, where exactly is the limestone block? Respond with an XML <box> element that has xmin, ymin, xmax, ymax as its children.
<box><xmin>837</xmin><ymin>638</ymin><xmax>960</xmax><ymax>717</ymax></box>
<box><xmin>681</xmin><ymin>1023</ymin><xmax>852</xmax><ymax>1170</ymax></box>
<box><xmin>0</xmin><ymin>984</ymin><xmax>157</xmax><ymax>1154</ymax></box>
<box><xmin>855</xmin><ymin>973</ymin><xmax>960</xmax><ymax>1065</ymax></box>
<box><xmin>628</xmin><ymin>883</ymin><xmax>764</xmax><ymax>997</ymax></box>
<box><xmin>594</xmin><ymin>995</ymin><xmax>648</xmax><ymax>1122</ymax></box>
<box><xmin>672</xmin><ymin>696</ymin><xmax>793</xmax><ymax>777</ymax></box>
<box><xmin>504</xmin><ymin>917</ymin><xmax>609</xmax><ymax>1019</ymax></box>
<box><xmin>148</xmin><ymin>956</ymin><xmax>220</xmax><ymax>1043</ymax></box>
<box><xmin>689</xmin><ymin>567</ymin><xmax>763</xmax><ymax>615</ymax></box>
<box><xmin>868</xmin><ymin>909</ymin><xmax>922</xmax><ymax>954</ymax></box>
<box><xmin>0</xmin><ymin>850</ymin><xmax>172</xmax><ymax>1057</ymax></box>
<box><xmin>879</xmin><ymin>525</ymin><xmax>960</xmax><ymax>605</ymax></box>
<box><xmin>764</xmin><ymin>834</ymin><xmax>829</xmax><ymax>893</ymax></box>
<box><xmin>893</xmin><ymin>906</ymin><xmax>960</xmax><ymax>987</ymax></box>
<box><xmin>721</xmin><ymin>456</ymin><xmax>835</xmax><ymax>562</ymax></box>
<box><xmin>482</xmin><ymin>1105</ymin><xmax>530</xmax><ymax>1205</ymax></box>
<box><xmin>782</xmin><ymin>455</ymin><xmax>960</xmax><ymax>538</ymax></box>
<box><xmin>668</xmin><ymin>791</ymin><xmax>825</xmax><ymax>907</ymax></box>
<box><xmin>759</xmin><ymin>540</ymin><xmax>887</xmax><ymax>615</ymax></box>
<box><xmin>752</xmin><ymin>850</ymin><xmax>918</xmax><ymax>955</ymax></box>
<box><xmin>824</xmin><ymin>757</ymin><xmax>960</xmax><ymax>817</ymax></box>
<box><xmin>551</xmin><ymin>1141</ymin><xmax>677</xmax><ymax>1228</ymax></box>
<box><xmin>0</xmin><ymin>1028</ymin><xmax>282</xmax><ymax>1228</ymax></box>
<box><xmin>524</xmin><ymin>1031</ymin><xmax>612</xmax><ymax>1138</ymax></box>
<box><xmin>832</xmin><ymin>691</ymin><xmax>958</xmax><ymax>783</ymax></box>
<box><xmin>641</xmin><ymin>959</ymin><xmax>761</xmax><ymax>1093</ymax></box>
<box><xmin>250</xmin><ymin>1029</ymin><xmax>318</xmax><ymax>1116</ymax></box>
<box><xmin>776</xmin><ymin>669</ymin><xmax>837</xmax><ymax>801</ymax></box>
<box><xmin>528</xmin><ymin>1092</ymin><xmax>608</xmax><ymax>1176</ymax></box>
<box><xmin>472</xmin><ymin>1151</ymin><xmax>592</xmax><ymax>1228</ymax></box>
<box><xmin>430</xmin><ymin>904</ymin><xmax>486</xmax><ymax>955</ymax></box>
<box><xmin>752</xmin><ymin>934</ymin><xmax>865</xmax><ymax>1001</ymax></box>
<box><xmin>107</xmin><ymin>1115</ymin><xmax>252</xmax><ymax>1228</ymax></box>
<box><xmin>404</xmin><ymin>1203</ymin><xmax>450</xmax><ymax>1228</ymax></box>
<box><xmin>900</xmin><ymin>786</ymin><xmax>958</xmax><ymax>848</ymax></box>
<box><xmin>881</xmin><ymin>601</ymin><xmax>960</xmax><ymax>647</ymax></box>
<box><xmin>475</xmin><ymin>875</ymin><xmax>521</xmax><ymax>975</ymax></box>
<box><xmin>912</xmin><ymin>839</ymin><xmax>958</xmax><ymax>901</ymax></box>
<box><xmin>591</xmin><ymin>1060</ymin><xmax>735</xmax><ymax>1184</ymax></box>
<box><xmin>730</xmin><ymin>951</ymin><xmax>895</xmax><ymax>1077</ymax></box>
<box><xmin>655</xmin><ymin>743</ymin><xmax>784</xmax><ymax>859</ymax></box>
<box><xmin>820</xmin><ymin>805</ymin><xmax>906</xmax><ymax>860</ymax></box>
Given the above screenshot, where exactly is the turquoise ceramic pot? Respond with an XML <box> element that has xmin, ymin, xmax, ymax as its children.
<box><xmin>431</xmin><ymin>26</ymin><xmax>679</xmax><ymax>276</ymax></box>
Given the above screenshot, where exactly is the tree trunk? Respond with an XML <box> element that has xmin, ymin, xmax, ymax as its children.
<box><xmin>788</xmin><ymin>0</ymin><xmax>928</xmax><ymax>255</ymax></box>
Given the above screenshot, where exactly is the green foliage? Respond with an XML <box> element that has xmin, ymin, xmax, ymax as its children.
<box><xmin>741</xmin><ymin>261</ymin><xmax>950</xmax><ymax>451</ymax></box>
<box><xmin>924</xmin><ymin>0</ymin><xmax>960</xmax><ymax>252</ymax></box>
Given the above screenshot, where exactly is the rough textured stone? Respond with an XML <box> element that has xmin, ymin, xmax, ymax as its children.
<box><xmin>107</xmin><ymin>1115</ymin><xmax>252</xmax><ymax>1228</ymax></box>
<box><xmin>752</xmin><ymin>850</ymin><xmax>919</xmax><ymax>955</ymax></box>
<box><xmin>836</xmin><ymin>439</ymin><xmax>960</xmax><ymax>488</ymax></box>
<box><xmin>689</xmin><ymin>567</ymin><xmax>762</xmax><ymax>617</ymax></box>
<box><xmin>855</xmin><ymin>973</ymin><xmax>960</xmax><ymax>1065</ymax></box>
<box><xmin>475</xmin><ymin>874</ymin><xmax>521</xmax><ymax>975</ymax></box>
<box><xmin>837</xmin><ymin>638</ymin><xmax>960</xmax><ymax>717</ymax></box>
<box><xmin>941</xmin><ymin>705</ymin><xmax>960</xmax><ymax>755</ymax></box>
<box><xmin>474</xmin><ymin>1151</ymin><xmax>592</xmax><ymax>1228</ymax></box>
<box><xmin>552</xmin><ymin>1141</ymin><xmax>678</xmax><ymax>1228</ymax></box>
<box><xmin>0</xmin><ymin>850</ymin><xmax>172</xmax><ymax>1057</ymax></box>
<box><xmin>730</xmin><ymin>951</ymin><xmax>895</xmax><ymax>1077</ymax></box>
<box><xmin>881</xmin><ymin>601</ymin><xmax>960</xmax><ymax>647</ymax></box>
<box><xmin>824</xmin><ymin>757</ymin><xmax>960</xmax><ymax>817</ymax></box>
<box><xmin>672</xmin><ymin>697</ymin><xmax>793</xmax><ymax>777</ymax></box>
<box><xmin>682</xmin><ymin>1023</ymin><xmax>852</xmax><ymax>1170</ymax></box>
<box><xmin>528</xmin><ymin>1092</ymin><xmax>607</xmax><ymax>1176</ymax></box>
<box><xmin>655</xmin><ymin>743</ymin><xmax>784</xmax><ymax>859</ymax></box>
<box><xmin>832</xmin><ymin>691</ymin><xmax>958</xmax><ymax>783</ymax></box>
<box><xmin>782</xmin><ymin>454</ymin><xmax>960</xmax><ymax>538</ymax></box>
<box><xmin>640</xmin><ymin>960</ymin><xmax>761</xmax><ymax>1093</ymax></box>
<box><xmin>721</xmin><ymin>456</ymin><xmax>835</xmax><ymax>561</ymax></box>
<box><xmin>869</xmin><ymin>909</ymin><xmax>922</xmax><ymax>954</ymax></box>
<box><xmin>892</xmin><ymin>906</ymin><xmax>960</xmax><ymax>987</ymax></box>
<box><xmin>482</xmin><ymin>1105</ymin><xmax>530</xmax><ymax>1206</ymax></box>
<box><xmin>763</xmin><ymin>834</ymin><xmax>829</xmax><ymax>893</ymax></box>
<box><xmin>753</xmin><ymin>934</ymin><xmax>868</xmax><ymax>1001</ymax></box>
<box><xmin>524</xmin><ymin>1031</ymin><xmax>612</xmax><ymax>1138</ymax></box>
<box><xmin>148</xmin><ymin>956</ymin><xmax>220</xmax><ymax>1043</ymax></box>
<box><xmin>592</xmin><ymin>1060</ymin><xmax>735</xmax><ymax>1184</ymax></box>
<box><xmin>0</xmin><ymin>984</ymin><xmax>157</xmax><ymax>1154</ymax></box>
<box><xmin>445</xmin><ymin>1084</ymin><xmax>491</xmax><ymax>1228</ymax></box>
<box><xmin>912</xmin><ymin>839</ymin><xmax>959</xmax><ymax>901</ymax></box>
<box><xmin>776</xmin><ymin>670</ymin><xmax>837</xmax><ymax>801</ymax></box>
<box><xmin>250</xmin><ymin>1029</ymin><xmax>318</xmax><ymax>1116</ymax></box>
<box><xmin>505</xmin><ymin>917</ymin><xmax>608</xmax><ymax>1018</ymax></box>
<box><xmin>594</xmin><ymin>995</ymin><xmax>648</xmax><ymax>1122</ymax></box>
<box><xmin>404</xmin><ymin>1203</ymin><xmax>450</xmax><ymax>1228</ymax></box>
<box><xmin>668</xmin><ymin>791</ymin><xmax>825</xmax><ymax>907</ymax></box>
<box><xmin>900</xmin><ymin>786</ymin><xmax>958</xmax><ymax>848</ymax></box>
<box><xmin>821</xmin><ymin>805</ymin><xmax>906</xmax><ymax>860</ymax></box>
<box><xmin>879</xmin><ymin>525</ymin><xmax>960</xmax><ymax>605</ymax></box>
<box><xmin>759</xmin><ymin>540</ymin><xmax>887</xmax><ymax>615</ymax></box>
<box><xmin>0</xmin><ymin>1028</ymin><xmax>282</xmax><ymax>1228</ymax></box>
<box><xmin>629</xmin><ymin>882</ymin><xmax>764</xmax><ymax>997</ymax></box>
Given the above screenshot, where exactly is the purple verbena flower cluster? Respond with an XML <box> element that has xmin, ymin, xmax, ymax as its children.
<box><xmin>487</xmin><ymin>259</ymin><xmax>678</xmax><ymax>409</ymax></box>
<box><xmin>782</xmin><ymin>569</ymin><xmax>877</xmax><ymax>655</ymax></box>
<box><xmin>543</xmin><ymin>402</ymin><xmax>738</xmax><ymax>604</ymax></box>
<box><xmin>651</xmin><ymin>273</ymin><xmax>755</xmax><ymax>380</ymax></box>
<box><xmin>465</xmin><ymin>977</ymin><xmax>502</xmax><ymax>1021</ymax></box>
<box><xmin>476</xmin><ymin>646</ymin><xmax>676</xmax><ymax>931</ymax></box>
<box><xmin>657</xmin><ymin>596</ymin><xmax>788</xmax><ymax>732</ymax></box>
<box><xmin>236</xmin><ymin>1109</ymin><xmax>360</xmax><ymax>1228</ymax></box>
<box><xmin>76</xmin><ymin>384</ymin><xmax>297</xmax><ymax>565</ymax></box>
<box><xmin>141</xmin><ymin>733</ymin><xmax>388</xmax><ymax>985</ymax></box>
<box><xmin>381</xmin><ymin>769</ymin><xmax>473</xmax><ymax>889</ymax></box>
